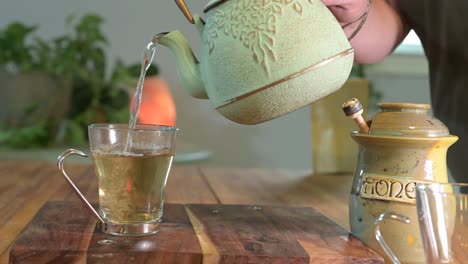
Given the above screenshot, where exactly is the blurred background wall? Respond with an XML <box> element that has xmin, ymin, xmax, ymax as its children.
<box><xmin>0</xmin><ymin>0</ymin><xmax>430</xmax><ymax>169</ymax></box>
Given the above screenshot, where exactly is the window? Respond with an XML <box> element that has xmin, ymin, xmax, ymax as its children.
<box><xmin>395</xmin><ymin>30</ymin><xmax>424</xmax><ymax>55</ymax></box>
<box><xmin>402</xmin><ymin>30</ymin><xmax>422</xmax><ymax>46</ymax></box>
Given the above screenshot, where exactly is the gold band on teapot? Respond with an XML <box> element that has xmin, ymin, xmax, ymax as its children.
<box><xmin>216</xmin><ymin>48</ymin><xmax>354</xmax><ymax>109</ymax></box>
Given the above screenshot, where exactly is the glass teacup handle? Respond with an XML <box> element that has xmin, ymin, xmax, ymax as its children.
<box><xmin>373</xmin><ymin>212</ymin><xmax>411</xmax><ymax>264</ymax></box>
<box><xmin>57</xmin><ymin>149</ymin><xmax>107</xmax><ymax>230</ymax></box>
<box><xmin>175</xmin><ymin>0</ymin><xmax>194</xmax><ymax>24</ymax></box>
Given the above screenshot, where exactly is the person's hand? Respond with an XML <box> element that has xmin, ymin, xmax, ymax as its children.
<box><xmin>321</xmin><ymin>0</ymin><xmax>370</xmax><ymax>27</ymax></box>
<box><xmin>322</xmin><ymin>0</ymin><xmax>407</xmax><ymax>63</ymax></box>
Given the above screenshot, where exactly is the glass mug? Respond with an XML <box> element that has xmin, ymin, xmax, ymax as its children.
<box><xmin>374</xmin><ymin>183</ymin><xmax>468</xmax><ymax>264</ymax></box>
<box><xmin>57</xmin><ymin>124</ymin><xmax>178</xmax><ymax>236</ymax></box>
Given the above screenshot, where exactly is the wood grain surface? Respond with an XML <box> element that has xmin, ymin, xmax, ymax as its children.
<box><xmin>0</xmin><ymin>161</ymin><xmax>380</xmax><ymax>263</ymax></box>
<box><xmin>10</xmin><ymin>202</ymin><xmax>382</xmax><ymax>263</ymax></box>
<box><xmin>199</xmin><ymin>168</ymin><xmax>353</xmax><ymax>229</ymax></box>
<box><xmin>185</xmin><ymin>204</ymin><xmax>382</xmax><ymax>264</ymax></box>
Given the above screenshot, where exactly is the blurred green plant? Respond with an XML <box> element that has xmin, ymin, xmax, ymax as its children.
<box><xmin>0</xmin><ymin>14</ymin><xmax>152</xmax><ymax>148</ymax></box>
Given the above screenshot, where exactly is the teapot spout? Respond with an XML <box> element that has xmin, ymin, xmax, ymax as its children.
<box><xmin>153</xmin><ymin>31</ymin><xmax>207</xmax><ymax>99</ymax></box>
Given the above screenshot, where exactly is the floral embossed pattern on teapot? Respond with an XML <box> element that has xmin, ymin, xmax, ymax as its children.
<box><xmin>156</xmin><ymin>0</ymin><xmax>355</xmax><ymax>124</ymax></box>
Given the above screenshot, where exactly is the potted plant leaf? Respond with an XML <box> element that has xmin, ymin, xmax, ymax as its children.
<box><xmin>0</xmin><ymin>14</ymin><xmax>133</xmax><ymax>149</ymax></box>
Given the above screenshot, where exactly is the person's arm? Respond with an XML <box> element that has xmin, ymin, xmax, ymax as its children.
<box><xmin>322</xmin><ymin>0</ymin><xmax>410</xmax><ymax>64</ymax></box>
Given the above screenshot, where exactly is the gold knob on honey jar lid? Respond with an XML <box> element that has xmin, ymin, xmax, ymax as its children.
<box><xmin>369</xmin><ymin>103</ymin><xmax>449</xmax><ymax>137</ymax></box>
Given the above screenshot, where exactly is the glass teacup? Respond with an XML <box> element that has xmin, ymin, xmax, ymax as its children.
<box><xmin>57</xmin><ymin>124</ymin><xmax>178</xmax><ymax>236</ymax></box>
<box><xmin>374</xmin><ymin>182</ymin><xmax>468</xmax><ymax>264</ymax></box>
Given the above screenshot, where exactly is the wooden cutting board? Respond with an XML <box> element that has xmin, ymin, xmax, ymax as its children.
<box><xmin>9</xmin><ymin>201</ymin><xmax>383</xmax><ymax>263</ymax></box>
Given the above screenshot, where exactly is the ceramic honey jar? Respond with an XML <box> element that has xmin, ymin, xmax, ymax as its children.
<box><xmin>347</xmin><ymin>102</ymin><xmax>458</xmax><ymax>263</ymax></box>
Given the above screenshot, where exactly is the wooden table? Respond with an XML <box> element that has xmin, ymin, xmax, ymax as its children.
<box><xmin>0</xmin><ymin>160</ymin><xmax>380</xmax><ymax>263</ymax></box>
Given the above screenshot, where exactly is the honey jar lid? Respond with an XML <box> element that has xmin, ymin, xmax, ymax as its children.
<box><xmin>369</xmin><ymin>103</ymin><xmax>449</xmax><ymax>137</ymax></box>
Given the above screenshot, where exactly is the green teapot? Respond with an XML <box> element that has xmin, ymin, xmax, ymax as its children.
<box><xmin>156</xmin><ymin>0</ymin><xmax>355</xmax><ymax>124</ymax></box>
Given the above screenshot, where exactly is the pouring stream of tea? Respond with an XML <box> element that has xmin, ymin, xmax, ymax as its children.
<box><xmin>125</xmin><ymin>37</ymin><xmax>160</xmax><ymax>151</ymax></box>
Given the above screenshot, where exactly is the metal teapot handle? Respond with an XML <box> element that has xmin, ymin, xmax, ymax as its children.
<box><xmin>345</xmin><ymin>0</ymin><xmax>371</xmax><ymax>41</ymax></box>
<box><xmin>175</xmin><ymin>0</ymin><xmax>195</xmax><ymax>24</ymax></box>
<box><xmin>57</xmin><ymin>149</ymin><xmax>107</xmax><ymax>228</ymax></box>
<box><xmin>175</xmin><ymin>0</ymin><xmax>370</xmax><ymax>38</ymax></box>
<box><xmin>373</xmin><ymin>211</ymin><xmax>411</xmax><ymax>264</ymax></box>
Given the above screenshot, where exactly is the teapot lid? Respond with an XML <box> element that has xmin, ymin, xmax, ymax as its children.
<box><xmin>204</xmin><ymin>0</ymin><xmax>228</xmax><ymax>12</ymax></box>
<box><xmin>368</xmin><ymin>103</ymin><xmax>450</xmax><ymax>137</ymax></box>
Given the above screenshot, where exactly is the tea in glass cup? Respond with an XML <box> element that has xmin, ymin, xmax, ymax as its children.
<box><xmin>57</xmin><ymin>124</ymin><xmax>178</xmax><ymax>236</ymax></box>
